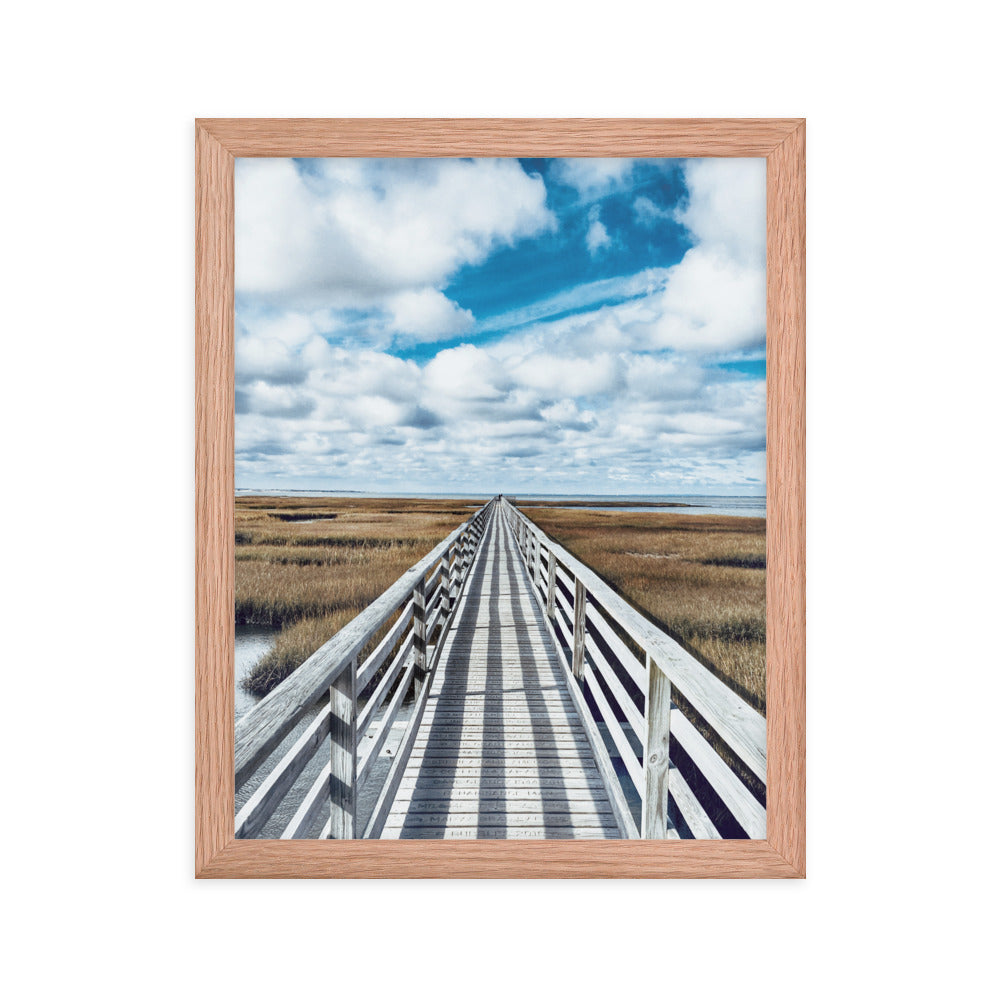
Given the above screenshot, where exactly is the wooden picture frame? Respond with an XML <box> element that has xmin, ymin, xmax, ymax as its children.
<box><xmin>196</xmin><ymin>118</ymin><xmax>805</xmax><ymax>878</ymax></box>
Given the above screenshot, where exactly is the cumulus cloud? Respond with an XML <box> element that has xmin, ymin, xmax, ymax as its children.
<box><xmin>236</xmin><ymin>332</ymin><xmax>309</xmax><ymax>386</ymax></box>
<box><xmin>551</xmin><ymin>158</ymin><xmax>636</xmax><ymax>198</ymax></box>
<box><xmin>386</xmin><ymin>288</ymin><xmax>474</xmax><ymax>341</ymax></box>
<box><xmin>637</xmin><ymin>247</ymin><xmax>764</xmax><ymax>352</ymax></box>
<box><xmin>675</xmin><ymin>158</ymin><xmax>765</xmax><ymax>266</ymax></box>
<box><xmin>510</xmin><ymin>352</ymin><xmax>624</xmax><ymax>398</ymax></box>
<box><xmin>650</xmin><ymin>158</ymin><xmax>766</xmax><ymax>351</ymax></box>
<box><xmin>585</xmin><ymin>206</ymin><xmax>612</xmax><ymax>256</ymax></box>
<box><xmin>236</xmin><ymin>157</ymin><xmax>555</xmax><ymax>337</ymax></box>
<box><xmin>633</xmin><ymin>195</ymin><xmax>671</xmax><ymax>227</ymax></box>
<box><xmin>234</xmin><ymin>157</ymin><xmax>558</xmax><ymax>362</ymax></box>
<box><xmin>234</xmin><ymin>157</ymin><xmax>767</xmax><ymax>493</ymax></box>
<box><xmin>541</xmin><ymin>399</ymin><xmax>597</xmax><ymax>431</ymax></box>
<box><xmin>424</xmin><ymin>344</ymin><xmax>506</xmax><ymax>398</ymax></box>
<box><xmin>505</xmin><ymin>159</ymin><xmax>766</xmax><ymax>356</ymax></box>
<box><xmin>236</xmin><ymin>382</ymin><xmax>315</xmax><ymax>420</ymax></box>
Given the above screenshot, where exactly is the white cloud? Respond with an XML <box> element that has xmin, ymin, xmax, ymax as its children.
<box><xmin>489</xmin><ymin>252</ymin><xmax>761</xmax><ymax>358</ymax></box>
<box><xmin>236</xmin><ymin>381</ymin><xmax>315</xmax><ymax>419</ymax></box>
<box><xmin>541</xmin><ymin>399</ymin><xmax>597</xmax><ymax>430</ymax></box>
<box><xmin>476</xmin><ymin>267</ymin><xmax>671</xmax><ymax>335</ymax></box>
<box><xmin>236</xmin><ymin>334</ymin><xmax>307</xmax><ymax>387</ymax></box>
<box><xmin>638</xmin><ymin>247</ymin><xmax>765</xmax><ymax>352</ymax></box>
<box><xmin>245</xmin><ymin>311</ymin><xmax>325</xmax><ymax>349</ymax></box>
<box><xmin>424</xmin><ymin>345</ymin><xmax>511</xmax><ymax>403</ymax></box>
<box><xmin>676</xmin><ymin>158</ymin><xmax>766</xmax><ymax>266</ymax></box>
<box><xmin>236</xmin><ymin>158</ymin><xmax>555</xmax><ymax>315</ymax></box>
<box><xmin>585</xmin><ymin>206</ymin><xmax>612</xmax><ymax>256</ymax></box>
<box><xmin>386</xmin><ymin>288</ymin><xmax>474</xmax><ymax>341</ymax></box>
<box><xmin>624</xmin><ymin>354</ymin><xmax>705</xmax><ymax>400</ymax></box>
<box><xmin>499</xmin><ymin>159</ymin><xmax>767</xmax><ymax>355</ymax></box>
<box><xmin>586</xmin><ymin>219</ymin><xmax>611</xmax><ymax>255</ymax></box>
<box><xmin>309</xmin><ymin>349</ymin><xmax>421</xmax><ymax>407</ymax></box>
<box><xmin>234</xmin><ymin>157</ymin><xmax>767</xmax><ymax>493</ymax></box>
<box><xmin>510</xmin><ymin>352</ymin><xmax>624</xmax><ymax>397</ymax></box>
<box><xmin>551</xmin><ymin>158</ymin><xmax>635</xmax><ymax>198</ymax></box>
<box><xmin>633</xmin><ymin>195</ymin><xmax>671</xmax><ymax>227</ymax></box>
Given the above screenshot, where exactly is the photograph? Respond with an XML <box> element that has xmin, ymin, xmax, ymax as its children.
<box><xmin>232</xmin><ymin>154</ymin><xmax>768</xmax><ymax>840</ymax></box>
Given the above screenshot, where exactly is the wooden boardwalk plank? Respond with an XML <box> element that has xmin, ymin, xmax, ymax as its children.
<box><xmin>383</xmin><ymin>505</ymin><xmax>621</xmax><ymax>839</ymax></box>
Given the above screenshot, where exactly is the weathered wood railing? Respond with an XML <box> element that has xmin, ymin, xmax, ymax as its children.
<box><xmin>500</xmin><ymin>497</ymin><xmax>766</xmax><ymax>839</ymax></box>
<box><xmin>235</xmin><ymin>500</ymin><xmax>494</xmax><ymax>839</ymax></box>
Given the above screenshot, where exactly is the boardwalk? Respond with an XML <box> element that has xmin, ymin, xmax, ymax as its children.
<box><xmin>383</xmin><ymin>506</ymin><xmax>618</xmax><ymax>838</ymax></box>
<box><xmin>234</xmin><ymin>497</ymin><xmax>766</xmax><ymax>842</ymax></box>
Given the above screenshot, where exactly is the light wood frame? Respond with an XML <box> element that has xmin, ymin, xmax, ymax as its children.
<box><xmin>196</xmin><ymin>118</ymin><xmax>805</xmax><ymax>878</ymax></box>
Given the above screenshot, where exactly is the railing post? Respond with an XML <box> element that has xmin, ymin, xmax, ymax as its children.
<box><xmin>446</xmin><ymin>542</ymin><xmax>458</xmax><ymax>611</ymax></box>
<box><xmin>572</xmin><ymin>576</ymin><xmax>587</xmax><ymax>679</ymax></box>
<box><xmin>533</xmin><ymin>536</ymin><xmax>542</xmax><ymax>589</ymax></box>
<box><xmin>546</xmin><ymin>550</ymin><xmax>557</xmax><ymax>618</ymax></box>
<box><xmin>464</xmin><ymin>527</ymin><xmax>471</xmax><ymax>571</ymax></box>
<box><xmin>329</xmin><ymin>656</ymin><xmax>358</xmax><ymax>838</ymax></box>
<box><xmin>641</xmin><ymin>653</ymin><xmax>671</xmax><ymax>839</ymax></box>
<box><xmin>441</xmin><ymin>544</ymin><xmax>453</xmax><ymax>616</ymax></box>
<box><xmin>413</xmin><ymin>575</ymin><xmax>428</xmax><ymax>677</ymax></box>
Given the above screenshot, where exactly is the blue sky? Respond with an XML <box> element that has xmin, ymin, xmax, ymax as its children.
<box><xmin>234</xmin><ymin>157</ymin><xmax>765</xmax><ymax>495</ymax></box>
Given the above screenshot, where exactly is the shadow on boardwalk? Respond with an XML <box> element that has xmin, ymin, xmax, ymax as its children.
<box><xmin>382</xmin><ymin>507</ymin><xmax>619</xmax><ymax>839</ymax></box>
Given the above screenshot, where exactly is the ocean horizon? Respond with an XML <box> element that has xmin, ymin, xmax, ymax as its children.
<box><xmin>235</xmin><ymin>489</ymin><xmax>766</xmax><ymax>518</ymax></box>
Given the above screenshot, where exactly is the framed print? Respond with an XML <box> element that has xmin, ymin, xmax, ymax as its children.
<box><xmin>196</xmin><ymin>118</ymin><xmax>805</xmax><ymax>877</ymax></box>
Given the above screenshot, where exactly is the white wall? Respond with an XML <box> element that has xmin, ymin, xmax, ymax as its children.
<box><xmin>4</xmin><ymin>2</ymin><xmax>995</xmax><ymax>997</ymax></box>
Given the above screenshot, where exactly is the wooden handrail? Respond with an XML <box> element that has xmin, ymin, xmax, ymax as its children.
<box><xmin>235</xmin><ymin>500</ymin><xmax>494</xmax><ymax>808</ymax></box>
<box><xmin>499</xmin><ymin>497</ymin><xmax>766</xmax><ymax>839</ymax></box>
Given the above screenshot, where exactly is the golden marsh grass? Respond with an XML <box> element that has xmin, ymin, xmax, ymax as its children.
<box><xmin>236</xmin><ymin>496</ymin><xmax>766</xmax><ymax>720</ymax></box>
<box><xmin>521</xmin><ymin>506</ymin><xmax>766</xmax><ymax>713</ymax></box>
<box><xmin>236</xmin><ymin>496</ymin><xmax>476</xmax><ymax>694</ymax></box>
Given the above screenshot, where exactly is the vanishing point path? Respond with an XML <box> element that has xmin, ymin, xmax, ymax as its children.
<box><xmin>234</xmin><ymin>496</ymin><xmax>766</xmax><ymax>843</ymax></box>
<box><xmin>383</xmin><ymin>505</ymin><xmax>618</xmax><ymax>838</ymax></box>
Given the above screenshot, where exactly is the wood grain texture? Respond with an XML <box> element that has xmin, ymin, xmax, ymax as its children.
<box><xmin>196</xmin><ymin>118</ymin><xmax>802</xmax><ymax>158</ymax></box>
<box><xmin>195</xmin><ymin>118</ymin><xmax>805</xmax><ymax>877</ymax></box>
<box><xmin>196</xmin><ymin>839</ymin><xmax>799</xmax><ymax>878</ymax></box>
<box><xmin>641</xmin><ymin>655</ymin><xmax>671</xmax><ymax>839</ymax></box>
<box><xmin>329</xmin><ymin>658</ymin><xmax>357</xmax><ymax>839</ymax></box>
<box><xmin>765</xmin><ymin>121</ymin><xmax>807</xmax><ymax>876</ymax></box>
<box><xmin>572</xmin><ymin>577</ymin><xmax>587</xmax><ymax>679</ymax></box>
<box><xmin>195</xmin><ymin>123</ymin><xmax>234</xmax><ymax>875</ymax></box>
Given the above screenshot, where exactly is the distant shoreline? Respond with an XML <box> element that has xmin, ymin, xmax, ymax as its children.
<box><xmin>235</xmin><ymin>487</ymin><xmax>767</xmax><ymax>518</ymax></box>
<box><xmin>235</xmin><ymin>489</ymin><xmax>764</xmax><ymax>501</ymax></box>
<box><xmin>516</xmin><ymin>499</ymin><xmax>697</xmax><ymax>509</ymax></box>
<box><xmin>233</xmin><ymin>491</ymin><xmax>766</xmax><ymax>518</ymax></box>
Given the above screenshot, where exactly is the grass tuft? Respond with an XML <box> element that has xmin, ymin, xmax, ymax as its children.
<box><xmin>701</xmin><ymin>553</ymin><xmax>766</xmax><ymax>570</ymax></box>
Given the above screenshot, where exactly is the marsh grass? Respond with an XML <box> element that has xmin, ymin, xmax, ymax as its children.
<box><xmin>237</xmin><ymin>497</ymin><xmax>765</xmax><ymax>722</ymax></box>
<box><xmin>524</xmin><ymin>507</ymin><xmax>767</xmax><ymax>713</ymax></box>
<box><xmin>236</xmin><ymin>497</ymin><xmax>474</xmax><ymax>696</ymax></box>
<box><xmin>700</xmin><ymin>553</ymin><xmax>766</xmax><ymax>570</ymax></box>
